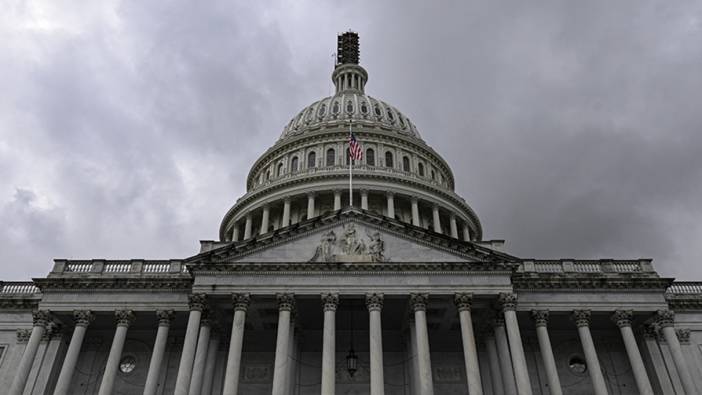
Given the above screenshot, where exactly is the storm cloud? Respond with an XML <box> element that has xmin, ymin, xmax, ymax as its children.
<box><xmin>1</xmin><ymin>1</ymin><xmax>701</xmax><ymax>280</ymax></box>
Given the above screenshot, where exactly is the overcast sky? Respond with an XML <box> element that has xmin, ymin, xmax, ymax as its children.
<box><xmin>1</xmin><ymin>1</ymin><xmax>701</xmax><ymax>280</ymax></box>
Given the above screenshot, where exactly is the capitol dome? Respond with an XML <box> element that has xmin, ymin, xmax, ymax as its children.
<box><xmin>219</xmin><ymin>32</ymin><xmax>482</xmax><ymax>242</ymax></box>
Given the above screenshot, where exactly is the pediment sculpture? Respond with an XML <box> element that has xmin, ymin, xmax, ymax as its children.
<box><xmin>310</xmin><ymin>223</ymin><xmax>386</xmax><ymax>262</ymax></box>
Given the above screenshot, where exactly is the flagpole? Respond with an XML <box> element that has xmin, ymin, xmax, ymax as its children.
<box><xmin>349</xmin><ymin>120</ymin><xmax>353</xmax><ymax>207</ymax></box>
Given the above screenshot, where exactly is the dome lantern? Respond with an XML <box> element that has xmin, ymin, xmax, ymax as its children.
<box><xmin>333</xmin><ymin>31</ymin><xmax>368</xmax><ymax>94</ymax></box>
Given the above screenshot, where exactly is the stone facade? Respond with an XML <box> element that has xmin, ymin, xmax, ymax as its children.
<box><xmin>1</xmin><ymin>32</ymin><xmax>702</xmax><ymax>395</ymax></box>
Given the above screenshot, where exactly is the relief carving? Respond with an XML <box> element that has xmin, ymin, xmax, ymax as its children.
<box><xmin>310</xmin><ymin>224</ymin><xmax>386</xmax><ymax>262</ymax></box>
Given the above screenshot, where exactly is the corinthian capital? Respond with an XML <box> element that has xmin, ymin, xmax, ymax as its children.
<box><xmin>410</xmin><ymin>293</ymin><xmax>429</xmax><ymax>312</ymax></box>
<box><xmin>611</xmin><ymin>310</ymin><xmax>633</xmax><ymax>328</ymax></box>
<box><xmin>74</xmin><ymin>310</ymin><xmax>95</xmax><ymax>327</ymax></box>
<box><xmin>366</xmin><ymin>293</ymin><xmax>384</xmax><ymax>312</ymax></box>
<box><xmin>188</xmin><ymin>293</ymin><xmax>207</xmax><ymax>312</ymax></box>
<box><xmin>572</xmin><ymin>310</ymin><xmax>591</xmax><ymax>328</ymax></box>
<box><xmin>322</xmin><ymin>293</ymin><xmax>339</xmax><ymax>312</ymax></box>
<box><xmin>655</xmin><ymin>309</ymin><xmax>675</xmax><ymax>328</ymax></box>
<box><xmin>115</xmin><ymin>310</ymin><xmax>135</xmax><ymax>327</ymax></box>
<box><xmin>32</xmin><ymin>310</ymin><xmax>51</xmax><ymax>328</ymax></box>
<box><xmin>277</xmin><ymin>293</ymin><xmax>295</xmax><ymax>312</ymax></box>
<box><xmin>497</xmin><ymin>293</ymin><xmax>517</xmax><ymax>312</ymax></box>
<box><xmin>454</xmin><ymin>293</ymin><xmax>473</xmax><ymax>312</ymax></box>
<box><xmin>233</xmin><ymin>293</ymin><xmax>251</xmax><ymax>312</ymax></box>
<box><xmin>531</xmin><ymin>310</ymin><xmax>549</xmax><ymax>327</ymax></box>
<box><xmin>157</xmin><ymin>310</ymin><xmax>175</xmax><ymax>326</ymax></box>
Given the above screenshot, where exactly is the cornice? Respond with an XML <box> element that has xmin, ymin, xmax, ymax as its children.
<box><xmin>666</xmin><ymin>295</ymin><xmax>702</xmax><ymax>311</ymax></box>
<box><xmin>512</xmin><ymin>273</ymin><xmax>673</xmax><ymax>291</ymax></box>
<box><xmin>189</xmin><ymin>261</ymin><xmax>515</xmax><ymax>274</ymax></box>
<box><xmin>33</xmin><ymin>277</ymin><xmax>193</xmax><ymax>292</ymax></box>
<box><xmin>0</xmin><ymin>297</ymin><xmax>41</xmax><ymax>310</ymax></box>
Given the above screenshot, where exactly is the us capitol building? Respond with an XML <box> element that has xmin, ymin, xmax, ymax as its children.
<box><xmin>1</xmin><ymin>32</ymin><xmax>701</xmax><ymax>395</ymax></box>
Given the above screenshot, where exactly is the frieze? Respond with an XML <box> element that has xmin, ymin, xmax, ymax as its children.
<box><xmin>191</xmin><ymin>261</ymin><xmax>514</xmax><ymax>274</ymax></box>
<box><xmin>512</xmin><ymin>274</ymin><xmax>672</xmax><ymax>291</ymax></box>
<box><xmin>666</xmin><ymin>295</ymin><xmax>702</xmax><ymax>311</ymax></box>
<box><xmin>0</xmin><ymin>297</ymin><xmax>40</xmax><ymax>310</ymax></box>
<box><xmin>33</xmin><ymin>277</ymin><xmax>192</xmax><ymax>292</ymax></box>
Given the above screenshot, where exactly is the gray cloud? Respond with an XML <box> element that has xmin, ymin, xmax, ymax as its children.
<box><xmin>1</xmin><ymin>1</ymin><xmax>700</xmax><ymax>279</ymax></box>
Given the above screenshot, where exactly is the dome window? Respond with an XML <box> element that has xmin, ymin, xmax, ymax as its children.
<box><xmin>431</xmin><ymin>170</ymin><xmax>436</xmax><ymax>180</ymax></box>
<box><xmin>398</xmin><ymin>115</ymin><xmax>406</xmax><ymax>128</ymax></box>
<box><xmin>402</xmin><ymin>156</ymin><xmax>410</xmax><ymax>172</ymax></box>
<box><xmin>318</xmin><ymin>104</ymin><xmax>327</xmax><ymax>118</ymax></box>
<box><xmin>326</xmin><ymin>148</ymin><xmax>335</xmax><ymax>166</ymax></box>
<box><xmin>277</xmin><ymin>163</ymin><xmax>284</xmax><ymax>177</ymax></box>
<box><xmin>290</xmin><ymin>157</ymin><xmax>299</xmax><ymax>173</ymax></box>
<box><xmin>305</xmin><ymin>107</ymin><xmax>314</xmax><ymax>122</ymax></box>
<box><xmin>265</xmin><ymin>170</ymin><xmax>270</xmax><ymax>181</ymax></box>
<box><xmin>360</xmin><ymin>102</ymin><xmax>369</xmax><ymax>114</ymax></box>
<box><xmin>346</xmin><ymin>101</ymin><xmax>354</xmax><ymax>114</ymax></box>
<box><xmin>332</xmin><ymin>101</ymin><xmax>340</xmax><ymax>115</ymax></box>
<box><xmin>308</xmin><ymin>152</ymin><xmax>316</xmax><ymax>168</ymax></box>
<box><xmin>418</xmin><ymin>162</ymin><xmax>425</xmax><ymax>177</ymax></box>
<box><xmin>366</xmin><ymin>148</ymin><xmax>375</xmax><ymax>166</ymax></box>
<box><xmin>385</xmin><ymin>151</ymin><xmax>394</xmax><ymax>168</ymax></box>
<box><xmin>374</xmin><ymin>104</ymin><xmax>382</xmax><ymax>117</ymax></box>
<box><xmin>387</xmin><ymin>110</ymin><xmax>395</xmax><ymax>122</ymax></box>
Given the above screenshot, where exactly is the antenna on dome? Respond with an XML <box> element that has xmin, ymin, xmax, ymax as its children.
<box><xmin>337</xmin><ymin>31</ymin><xmax>360</xmax><ymax>66</ymax></box>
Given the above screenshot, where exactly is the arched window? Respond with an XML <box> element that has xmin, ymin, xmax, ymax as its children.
<box><xmin>290</xmin><ymin>156</ymin><xmax>299</xmax><ymax>172</ymax></box>
<box><xmin>366</xmin><ymin>148</ymin><xmax>375</xmax><ymax>166</ymax></box>
<box><xmin>265</xmin><ymin>170</ymin><xmax>270</xmax><ymax>181</ymax></box>
<box><xmin>431</xmin><ymin>170</ymin><xmax>436</xmax><ymax>180</ymax></box>
<box><xmin>326</xmin><ymin>148</ymin><xmax>335</xmax><ymax>166</ymax></box>
<box><xmin>385</xmin><ymin>151</ymin><xmax>394</xmax><ymax>168</ymax></box>
<box><xmin>402</xmin><ymin>156</ymin><xmax>410</xmax><ymax>172</ymax></box>
<box><xmin>277</xmin><ymin>163</ymin><xmax>284</xmax><ymax>177</ymax></box>
<box><xmin>418</xmin><ymin>162</ymin><xmax>425</xmax><ymax>176</ymax></box>
<box><xmin>307</xmin><ymin>151</ymin><xmax>316</xmax><ymax>168</ymax></box>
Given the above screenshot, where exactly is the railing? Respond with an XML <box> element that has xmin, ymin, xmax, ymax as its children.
<box><xmin>0</xmin><ymin>282</ymin><xmax>39</xmax><ymax>295</ymax></box>
<box><xmin>667</xmin><ymin>282</ymin><xmax>702</xmax><ymax>295</ymax></box>
<box><xmin>520</xmin><ymin>259</ymin><xmax>655</xmax><ymax>274</ymax></box>
<box><xmin>51</xmin><ymin>260</ymin><xmax>187</xmax><ymax>276</ymax></box>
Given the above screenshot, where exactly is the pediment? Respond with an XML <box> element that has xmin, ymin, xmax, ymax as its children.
<box><xmin>190</xmin><ymin>210</ymin><xmax>515</xmax><ymax>265</ymax></box>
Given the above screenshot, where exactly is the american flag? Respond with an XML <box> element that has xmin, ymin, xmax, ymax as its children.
<box><xmin>348</xmin><ymin>132</ymin><xmax>362</xmax><ymax>161</ymax></box>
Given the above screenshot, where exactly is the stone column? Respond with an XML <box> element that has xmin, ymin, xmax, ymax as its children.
<box><xmin>189</xmin><ymin>311</ymin><xmax>212</xmax><ymax>395</ymax></box>
<box><xmin>432</xmin><ymin>205</ymin><xmax>442</xmax><ymax>234</ymax></box>
<box><xmin>531</xmin><ymin>310</ymin><xmax>562</xmax><ymax>395</ymax></box>
<box><xmin>386</xmin><ymin>192</ymin><xmax>395</xmax><ymax>218</ymax></box>
<box><xmin>201</xmin><ymin>328</ymin><xmax>220</xmax><ymax>395</ymax></box>
<box><xmin>98</xmin><ymin>310</ymin><xmax>135</xmax><ymax>395</ymax></box>
<box><xmin>222</xmin><ymin>293</ymin><xmax>250</xmax><ymax>395</ymax></box>
<box><xmin>494</xmin><ymin>317</ymin><xmax>517</xmax><ymax>395</ymax></box>
<box><xmin>53</xmin><ymin>311</ymin><xmax>94</xmax><ymax>395</ymax></box>
<box><xmin>231</xmin><ymin>224</ymin><xmax>241</xmax><ymax>243</ymax></box>
<box><xmin>307</xmin><ymin>193</ymin><xmax>316</xmax><ymax>219</ymax></box>
<box><xmin>411</xmin><ymin>198</ymin><xmax>420</xmax><ymax>226</ymax></box>
<box><xmin>454</xmin><ymin>293</ymin><xmax>482</xmax><ymax>394</ymax></box>
<box><xmin>656</xmin><ymin>310</ymin><xmax>697</xmax><ymax>394</ymax></box>
<box><xmin>484</xmin><ymin>329</ymin><xmax>505</xmax><ymax>395</ymax></box>
<box><xmin>572</xmin><ymin>310</ymin><xmax>608</xmax><ymax>395</ymax></box>
<box><xmin>286</xmin><ymin>320</ymin><xmax>296</xmax><ymax>395</ymax></box>
<box><xmin>282</xmin><ymin>197</ymin><xmax>291</xmax><ymax>227</ymax></box>
<box><xmin>410</xmin><ymin>293</ymin><xmax>435</xmax><ymax>395</ymax></box>
<box><xmin>321</xmin><ymin>293</ymin><xmax>339</xmax><ymax>395</ymax></box>
<box><xmin>610</xmin><ymin>310</ymin><xmax>653</xmax><ymax>395</ymax></box>
<box><xmin>243</xmin><ymin>214</ymin><xmax>252</xmax><ymax>239</ymax></box>
<box><xmin>361</xmin><ymin>190</ymin><xmax>369</xmax><ymax>210</ymax></box>
<box><xmin>367</xmin><ymin>293</ymin><xmax>385</xmax><ymax>395</ymax></box>
<box><xmin>174</xmin><ymin>294</ymin><xmax>207</xmax><ymax>395</ymax></box>
<box><xmin>463</xmin><ymin>224</ymin><xmax>471</xmax><ymax>241</ymax></box>
<box><xmin>334</xmin><ymin>190</ymin><xmax>341</xmax><ymax>210</ymax></box>
<box><xmin>260</xmin><ymin>205</ymin><xmax>270</xmax><ymax>235</ymax></box>
<box><xmin>449</xmin><ymin>215</ymin><xmax>458</xmax><ymax>238</ymax></box>
<box><xmin>408</xmin><ymin>316</ymin><xmax>421</xmax><ymax>395</ymax></box>
<box><xmin>144</xmin><ymin>310</ymin><xmax>175</xmax><ymax>395</ymax></box>
<box><xmin>272</xmin><ymin>293</ymin><xmax>295</xmax><ymax>395</ymax></box>
<box><xmin>499</xmin><ymin>293</ymin><xmax>532</xmax><ymax>395</ymax></box>
<box><xmin>9</xmin><ymin>310</ymin><xmax>50</xmax><ymax>395</ymax></box>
